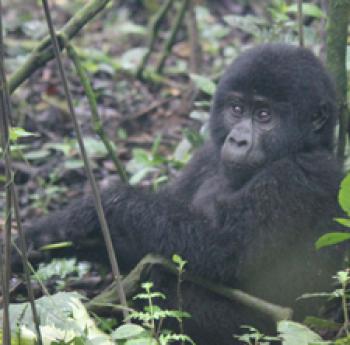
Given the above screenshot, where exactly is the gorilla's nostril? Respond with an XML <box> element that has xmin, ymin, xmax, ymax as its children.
<box><xmin>228</xmin><ymin>136</ymin><xmax>236</xmax><ymax>144</ymax></box>
<box><xmin>237</xmin><ymin>139</ymin><xmax>248</xmax><ymax>147</ymax></box>
<box><xmin>229</xmin><ymin>136</ymin><xmax>248</xmax><ymax>147</ymax></box>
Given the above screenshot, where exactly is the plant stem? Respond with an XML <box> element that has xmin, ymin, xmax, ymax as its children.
<box><xmin>41</xmin><ymin>0</ymin><xmax>129</xmax><ymax>319</ymax></box>
<box><xmin>136</xmin><ymin>0</ymin><xmax>173</xmax><ymax>79</ymax></box>
<box><xmin>66</xmin><ymin>43</ymin><xmax>128</xmax><ymax>183</ymax></box>
<box><xmin>156</xmin><ymin>0</ymin><xmax>190</xmax><ymax>74</ymax></box>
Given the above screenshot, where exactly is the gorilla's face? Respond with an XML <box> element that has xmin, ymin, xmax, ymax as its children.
<box><xmin>220</xmin><ymin>92</ymin><xmax>280</xmax><ymax>171</ymax></box>
<box><xmin>209</xmin><ymin>44</ymin><xmax>337</xmax><ymax>185</ymax></box>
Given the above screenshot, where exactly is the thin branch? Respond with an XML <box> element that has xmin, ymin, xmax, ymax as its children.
<box><xmin>66</xmin><ymin>43</ymin><xmax>128</xmax><ymax>183</ymax></box>
<box><xmin>0</xmin><ymin>59</ymin><xmax>12</xmax><ymax>345</ymax></box>
<box><xmin>136</xmin><ymin>0</ymin><xmax>172</xmax><ymax>79</ymax></box>
<box><xmin>0</xmin><ymin>2</ymin><xmax>42</xmax><ymax>343</ymax></box>
<box><xmin>156</xmin><ymin>0</ymin><xmax>190</xmax><ymax>74</ymax></box>
<box><xmin>12</xmin><ymin>188</ymin><xmax>43</xmax><ymax>345</ymax></box>
<box><xmin>8</xmin><ymin>0</ymin><xmax>111</xmax><ymax>94</ymax></box>
<box><xmin>0</xmin><ymin>1</ymin><xmax>13</xmax><ymax>343</ymax></box>
<box><xmin>40</xmin><ymin>0</ymin><xmax>128</xmax><ymax>319</ymax></box>
<box><xmin>297</xmin><ymin>0</ymin><xmax>304</xmax><ymax>47</ymax></box>
<box><xmin>186</xmin><ymin>0</ymin><xmax>201</xmax><ymax>74</ymax></box>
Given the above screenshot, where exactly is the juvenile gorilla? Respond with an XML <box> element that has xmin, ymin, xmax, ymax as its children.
<box><xmin>20</xmin><ymin>44</ymin><xmax>342</xmax><ymax>344</ymax></box>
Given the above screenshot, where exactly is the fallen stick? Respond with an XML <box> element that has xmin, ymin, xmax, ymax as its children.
<box><xmin>87</xmin><ymin>254</ymin><xmax>293</xmax><ymax>323</ymax></box>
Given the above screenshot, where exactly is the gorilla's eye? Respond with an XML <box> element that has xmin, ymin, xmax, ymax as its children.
<box><xmin>232</xmin><ymin>104</ymin><xmax>243</xmax><ymax>116</ymax></box>
<box><xmin>256</xmin><ymin>109</ymin><xmax>272</xmax><ymax>122</ymax></box>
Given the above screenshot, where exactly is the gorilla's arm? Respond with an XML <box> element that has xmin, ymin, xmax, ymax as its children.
<box><xmin>22</xmin><ymin>152</ymin><xmax>339</xmax><ymax>283</ymax></box>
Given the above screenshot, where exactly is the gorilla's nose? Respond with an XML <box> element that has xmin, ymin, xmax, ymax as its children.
<box><xmin>228</xmin><ymin>135</ymin><xmax>249</xmax><ymax>147</ymax></box>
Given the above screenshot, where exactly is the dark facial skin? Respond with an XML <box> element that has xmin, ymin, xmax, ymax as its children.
<box><xmin>221</xmin><ymin>92</ymin><xmax>278</xmax><ymax>171</ymax></box>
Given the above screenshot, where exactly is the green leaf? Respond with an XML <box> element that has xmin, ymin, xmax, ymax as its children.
<box><xmin>141</xmin><ymin>282</ymin><xmax>153</xmax><ymax>290</ymax></box>
<box><xmin>335</xmin><ymin>218</ymin><xmax>350</xmax><ymax>227</ymax></box>
<box><xmin>129</xmin><ymin>167</ymin><xmax>156</xmax><ymax>185</ymax></box>
<box><xmin>24</xmin><ymin>149</ymin><xmax>50</xmax><ymax>161</ymax></box>
<box><xmin>132</xmin><ymin>148</ymin><xmax>151</xmax><ymax>164</ymax></box>
<box><xmin>0</xmin><ymin>292</ymin><xmax>114</xmax><ymax>345</ymax></box>
<box><xmin>40</xmin><ymin>242</ymin><xmax>73</xmax><ymax>251</ymax></box>
<box><xmin>287</xmin><ymin>3</ymin><xmax>325</xmax><ymax>18</ymax></box>
<box><xmin>172</xmin><ymin>254</ymin><xmax>187</xmax><ymax>270</ymax></box>
<box><xmin>189</xmin><ymin>74</ymin><xmax>216</xmax><ymax>96</ymax></box>
<box><xmin>151</xmin><ymin>134</ymin><xmax>162</xmax><ymax>156</ymax></box>
<box><xmin>9</xmin><ymin>127</ymin><xmax>38</xmax><ymax>141</ymax></box>
<box><xmin>159</xmin><ymin>333</ymin><xmax>195</xmax><ymax>345</ymax></box>
<box><xmin>336</xmin><ymin>270</ymin><xmax>350</xmax><ymax>285</ymax></box>
<box><xmin>277</xmin><ymin>321</ymin><xmax>322</xmax><ymax>345</ymax></box>
<box><xmin>339</xmin><ymin>175</ymin><xmax>350</xmax><ymax>215</ymax></box>
<box><xmin>118</xmin><ymin>22</ymin><xmax>147</xmax><ymax>36</ymax></box>
<box><xmin>111</xmin><ymin>324</ymin><xmax>145</xmax><ymax>340</ymax></box>
<box><xmin>304</xmin><ymin>316</ymin><xmax>341</xmax><ymax>331</ymax></box>
<box><xmin>120</xmin><ymin>47</ymin><xmax>147</xmax><ymax>71</ymax></box>
<box><xmin>33</xmin><ymin>258</ymin><xmax>84</xmax><ymax>281</ymax></box>
<box><xmin>125</xmin><ymin>337</ymin><xmax>157</xmax><ymax>345</ymax></box>
<box><xmin>315</xmin><ymin>232</ymin><xmax>350</xmax><ymax>250</ymax></box>
<box><xmin>64</xmin><ymin>159</ymin><xmax>84</xmax><ymax>170</ymax></box>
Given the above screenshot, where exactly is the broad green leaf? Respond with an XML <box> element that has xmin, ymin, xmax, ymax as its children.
<box><xmin>9</xmin><ymin>127</ymin><xmax>38</xmax><ymax>141</ymax></box>
<box><xmin>129</xmin><ymin>167</ymin><xmax>156</xmax><ymax>185</ymax></box>
<box><xmin>33</xmin><ymin>258</ymin><xmax>88</xmax><ymax>282</ymax></box>
<box><xmin>173</xmin><ymin>138</ymin><xmax>192</xmax><ymax>163</ymax></box>
<box><xmin>304</xmin><ymin>316</ymin><xmax>341</xmax><ymax>331</ymax></box>
<box><xmin>338</xmin><ymin>174</ymin><xmax>350</xmax><ymax>215</ymax></box>
<box><xmin>118</xmin><ymin>22</ymin><xmax>147</xmax><ymax>36</ymax></box>
<box><xmin>316</xmin><ymin>232</ymin><xmax>350</xmax><ymax>250</ymax></box>
<box><xmin>189</xmin><ymin>74</ymin><xmax>216</xmax><ymax>96</ymax></box>
<box><xmin>277</xmin><ymin>320</ymin><xmax>322</xmax><ymax>345</ymax></box>
<box><xmin>24</xmin><ymin>149</ymin><xmax>50</xmax><ymax>161</ymax></box>
<box><xmin>335</xmin><ymin>218</ymin><xmax>350</xmax><ymax>227</ymax></box>
<box><xmin>132</xmin><ymin>148</ymin><xmax>151</xmax><ymax>164</ymax></box>
<box><xmin>125</xmin><ymin>337</ymin><xmax>157</xmax><ymax>345</ymax></box>
<box><xmin>287</xmin><ymin>4</ymin><xmax>325</xmax><ymax>18</ymax></box>
<box><xmin>111</xmin><ymin>324</ymin><xmax>145</xmax><ymax>340</ymax></box>
<box><xmin>64</xmin><ymin>159</ymin><xmax>84</xmax><ymax>170</ymax></box>
<box><xmin>189</xmin><ymin>110</ymin><xmax>210</xmax><ymax>122</ymax></box>
<box><xmin>120</xmin><ymin>47</ymin><xmax>147</xmax><ymax>71</ymax></box>
<box><xmin>0</xmin><ymin>292</ymin><xmax>114</xmax><ymax>345</ymax></box>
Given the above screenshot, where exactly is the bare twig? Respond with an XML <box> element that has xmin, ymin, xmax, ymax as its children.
<box><xmin>12</xmin><ymin>188</ymin><xmax>43</xmax><ymax>345</ymax></box>
<box><xmin>156</xmin><ymin>0</ymin><xmax>190</xmax><ymax>74</ymax></box>
<box><xmin>0</xmin><ymin>2</ymin><xmax>13</xmax><ymax>343</ymax></box>
<box><xmin>136</xmin><ymin>0</ymin><xmax>173</xmax><ymax>79</ymax></box>
<box><xmin>40</xmin><ymin>0</ymin><xmax>128</xmax><ymax>319</ymax></box>
<box><xmin>297</xmin><ymin>0</ymin><xmax>304</xmax><ymax>47</ymax></box>
<box><xmin>120</xmin><ymin>98</ymin><xmax>171</xmax><ymax>124</ymax></box>
<box><xmin>0</xmin><ymin>2</ymin><xmax>42</xmax><ymax>343</ymax></box>
<box><xmin>186</xmin><ymin>0</ymin><xmax>201</xmax><ymax>74</ymax></box>
<box><xmin>8</xmin><ymin>0</ymin><xmax>111</xmax><ymax>94</ymax></box>
<box><xmin>66</xmin><ymin>43</ymin><xmax>128</xmax><ymax>183</ymax></box>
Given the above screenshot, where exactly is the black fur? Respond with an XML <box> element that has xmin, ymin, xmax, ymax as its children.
<box><xmin>19</xmin><ymin>44</ymin><xmax>343</xmax><ymax>344</ymax></box>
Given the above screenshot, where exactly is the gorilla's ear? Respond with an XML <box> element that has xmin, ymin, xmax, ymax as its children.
<box><xmin>312</xmin><ymin>103</ymin><xmax>330</xmax><ymax>132</ymax></box>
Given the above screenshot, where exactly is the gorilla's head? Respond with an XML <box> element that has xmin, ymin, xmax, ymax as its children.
<box><xmin>210</xmin><ymin>44</ymin><xmax>337</xmax><ymax>178</ymax></box>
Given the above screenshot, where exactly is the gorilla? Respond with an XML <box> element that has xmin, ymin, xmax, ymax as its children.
<box><xmin>13</xmin><ymin>44</ymin><xmax>343</xmax><ymax>344</ymax></box>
